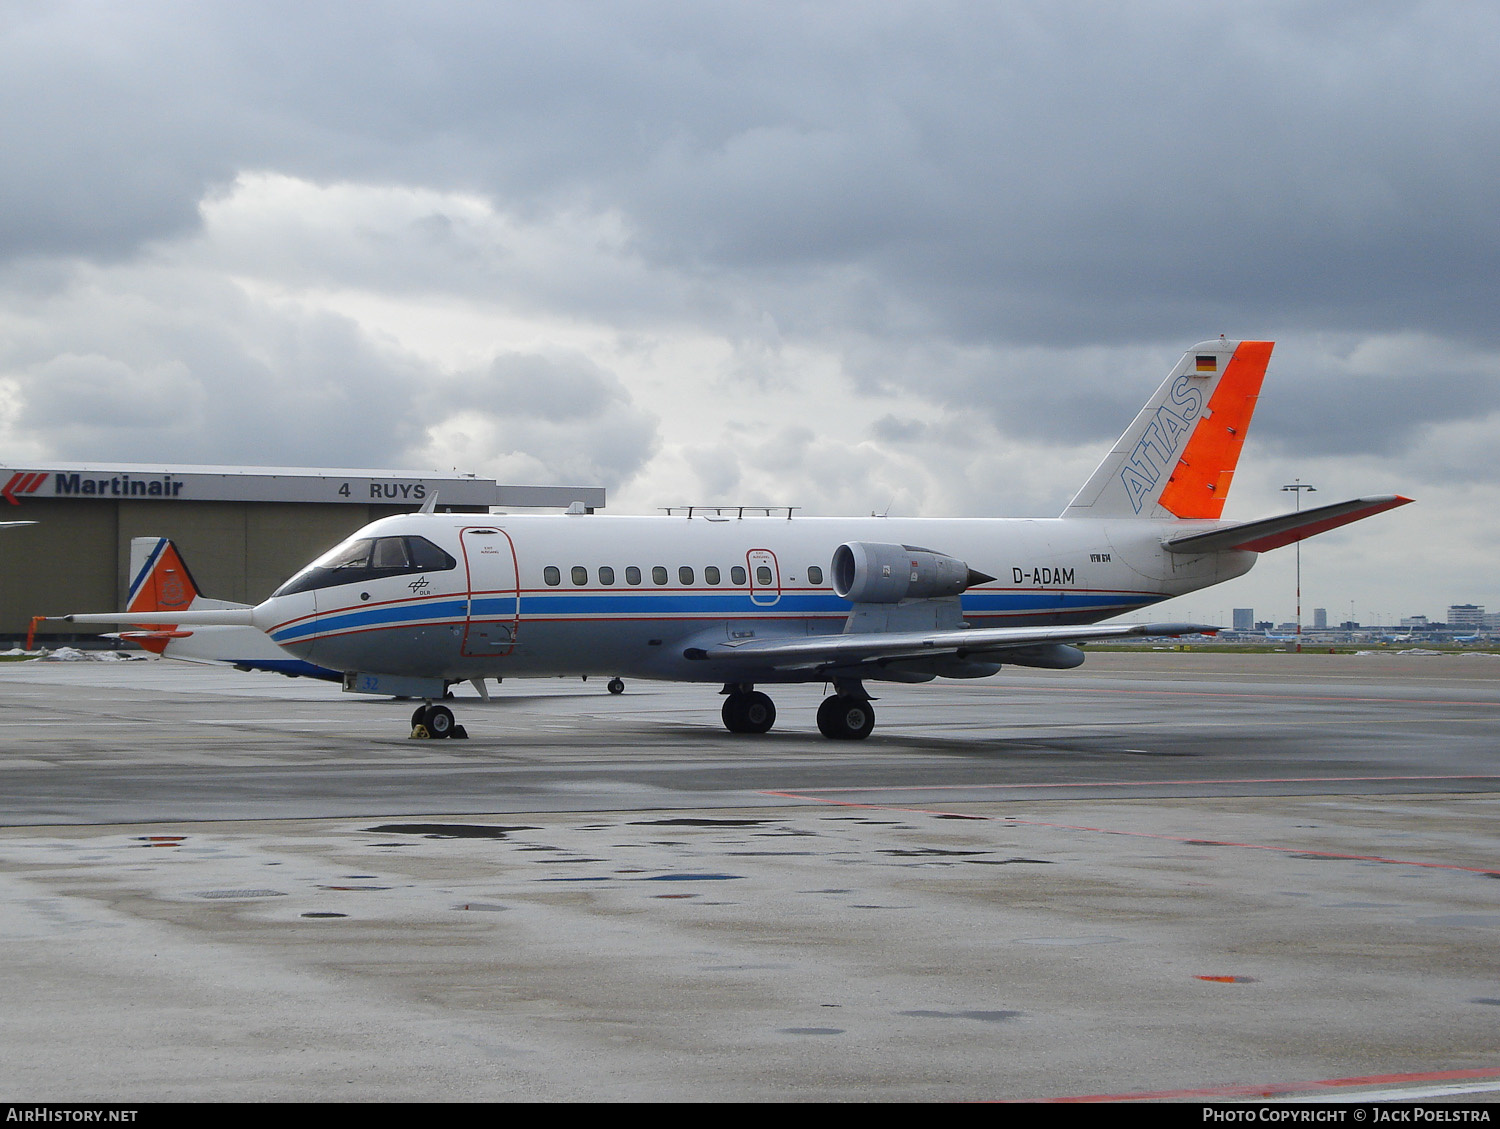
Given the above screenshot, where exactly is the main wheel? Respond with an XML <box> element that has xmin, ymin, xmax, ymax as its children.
<box><xmin>816</xmin><ymin>695</ymin><xmax>875</xmax><ymax>740</ymax></box>
<box><xmin>411</xmin><ymin>705</ymin><xmax>429</xmax><ymax>729</ymax></box>
<box><xmin>607</xmin><ymin>677</ymin><xmax>625</xmax><ymax>695</ymax></box>
<box><xmin>721</xmin><ymin>691</ymin><xmax>776</xmax><ymax>734</ymax></box>
<box><xmin>740</xmin><ymin>691</ymin><xmax>775</xmax><ymax>734</ymax></box>
<box><xmin>722</xmin><ymin>694</ymin><xmax>747</xmax><ymax>732</ymax></box>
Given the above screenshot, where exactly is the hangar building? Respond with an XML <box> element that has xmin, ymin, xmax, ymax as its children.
<box><xmin>0</xmin><ymin>463</ymin><xmax>605</xmax><ymax>642</ymax></box>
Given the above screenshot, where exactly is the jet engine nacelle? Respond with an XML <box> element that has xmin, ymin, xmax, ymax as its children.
<box><xmin>831</xmin><ymin>542</ymin><xmax>990</xmax><ymax>604</ymax></box>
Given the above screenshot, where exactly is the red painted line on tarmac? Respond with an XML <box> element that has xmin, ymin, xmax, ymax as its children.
<box><xmin>1029</xmin><ymin>1065</ymin><xmax>1500</xmax><ymax>1103</ymax></box>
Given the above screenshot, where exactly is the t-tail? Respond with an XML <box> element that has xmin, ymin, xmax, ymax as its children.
<box><xmin>125</xmin><ymin>537</ymin><xmax>246</xmax><ymax>651</ymax></box>
<box><xmin>1062</xmin><ymin>339</ymin><xmax>1412</xmax><ymax>552</ymax></box>
<box><xmin>1062</xmin><ymin>338</ymin><xmax>1273</xmax><ymax>519</ymax></box>
<box><xmin>109</xmin><ymin>537</ymin><xmax>339</xmax><ymax>680</ymax></box>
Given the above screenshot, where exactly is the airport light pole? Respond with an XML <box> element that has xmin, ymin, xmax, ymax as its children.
<box><xmin>1281</xmin><ymin>479</ymin><xmax>1316</xmax><ymax>652</ymax></box>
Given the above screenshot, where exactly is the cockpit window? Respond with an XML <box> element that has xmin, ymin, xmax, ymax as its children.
<box><xmin>273</xmin><ymin>535</ymin><xmax>457</xmax><ymax>596</ymax></box>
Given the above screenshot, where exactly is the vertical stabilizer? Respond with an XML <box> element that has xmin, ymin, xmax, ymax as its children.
<box><xmin>125</xmin><ymin>537</ymin><xmax>248</xmax><ymax>653</ymax></box>
<box><xmin>1061</xmin><ymin>339</ymin><xmax>1273</xmax><ymax>519</ymax></box>
<box><xmin>127</xmin><ymin>538</ymin><xmax>201</xmax><ymax>616</ymax></box>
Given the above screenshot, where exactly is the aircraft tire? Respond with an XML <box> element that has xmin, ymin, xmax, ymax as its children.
<box><xmin>721</xmin><ymin>694</ymin><xmax>747</xmax><ymax>732</ymax></box>
<box><xmin>607</xmin><ymin>678</ymin><xmax>625</xmax><ymax>695</ymax></box>
<box><xmin>722</xmin><ymin>691</ymin><xmax>776</xmax><ymax>734</ymax></box>
<box><xmin>411</xmin><ymin>705</ymin><xmax>428</xmax><ymax>729</ymax></box>
<box><xmin>424</xmin><ymin>705</ymin><xmax>456</xmax><ymax>739</ymax></box>
<box><xmin>741</xmin><ymin>691</ymin><xmax>775</xmax><ymax>734</ymax></box>
<box><xmin>817</xmin><ymin>695</ymin><xmax>875</xmax><ymax>740</ymax></box>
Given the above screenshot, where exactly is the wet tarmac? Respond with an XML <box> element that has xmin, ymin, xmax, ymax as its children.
<box><xmin>1</xmin><ymin>652</ymin><xmax>1497</xmax><ymax>1101</ymax></box>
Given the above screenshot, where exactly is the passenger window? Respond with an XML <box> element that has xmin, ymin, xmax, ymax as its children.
<box><xmin>756</xmin><ymin>566</ymin><xmax>772</xmax><ymax>585</ymax></box>
<box><xmin>543</xmin><ymin>566</ymin><xmax>560</xmax><ymax>586</ymax></box>
<box><xmin>625</xmin><ymin>566</ymin><xmax>641</xmax><ymax>585</ymax></box>
<box><xmin>652</xmin><ymin>566</ymin><xmax>668</xmax><ymax>585</ymax></box>
<box><xmin>571</xmin><ymin>566</ymin><xmax>588</xmax><ymax>586</ymax></box>
<box><xmin>599</xmin><ymin>566</ymin><xmax>615</xmax><ymax>586</ymax></box>
<box><xmin>731</xmin><ymin>565</ymin><xmax>746</xmax><ymax>585</ymax></box>
<box><xmin>705</xmin><ymin>566</ymin><xmax>720</xmax><ymax>585</ymax></box>
<box><xmin>808</xmin><ymin>565</ymin><xmax>823</xmax><ymax>585</ymax></box>
<box><xmin>679</xmin><ymin>566</ymin><xmax>694</xmax><ymax>585</ymax></box>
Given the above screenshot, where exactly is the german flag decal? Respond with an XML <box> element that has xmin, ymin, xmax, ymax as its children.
<box><xmin>1195</xmin><ymin>355</ymin><xmax>1217</xmax><ymax>372</ymax></box>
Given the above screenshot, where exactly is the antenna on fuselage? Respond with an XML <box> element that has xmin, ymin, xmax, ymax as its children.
<box><xmin>419</xmin><ymin>493</ymin><xmax>439</xmax><ymax>515</ymax></box>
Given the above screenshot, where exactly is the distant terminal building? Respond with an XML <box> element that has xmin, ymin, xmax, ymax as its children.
<box><xmin>1313</xmin><ymin>608</ymin><xmax>1327</xmax><ymax>630</ymax></box>
<box><xmin>1448</xmin><ymin>604</ymin><xmax>1485</xmax><ymax>629</ymax></box>
<box><xmin>0</xmin><ymin>462</ymin><xmax>605</xmax><ymax>640</ymax></box>
<box><xmin>1233</xmin><ymin>608</ymin><xmax>1254</xmax><ymax>631</ymax></box>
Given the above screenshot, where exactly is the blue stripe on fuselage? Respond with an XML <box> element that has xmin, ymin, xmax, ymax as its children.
<box><xmin>269</xmin><ymin>588</ymin><xmax>1154</xmax><ymax>644</ymax></box>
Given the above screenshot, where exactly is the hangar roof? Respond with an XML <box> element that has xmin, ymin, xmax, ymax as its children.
<box><xmin>0</xmin><ymin>463</ymin><xmax>605</xmax><ymax>509</ymax></box>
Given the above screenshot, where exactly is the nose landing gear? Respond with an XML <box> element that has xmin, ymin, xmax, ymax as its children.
<box><xmin>411</xmin><ymin>703</ymin><xmax>467</xmax><ymax>740</ymax></box>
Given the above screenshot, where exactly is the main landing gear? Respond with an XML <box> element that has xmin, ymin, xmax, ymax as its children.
<box><xmin>816</xmin><ymin>694</ymin><xmax>875</xmax><ymax>741</ymax></box>
<box><xmin>722</xmin><ymin>687</ymin><xmax>776</xmax><ymax>734</ymax></box>
<box><xmin>411</xmin><ymin>703</ymin><xmax>468</xmax><ymax>740</ymax></box>
<box><xmin>719</xmin><ymin>682</ymin><xmax>875</xmax><ymax>739</ymax></box>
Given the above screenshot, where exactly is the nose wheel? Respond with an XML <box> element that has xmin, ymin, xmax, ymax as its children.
<box><xmin>411</xmin><ymin>703</ymin><xmax>467</xmax><ymax>739</ymax></box>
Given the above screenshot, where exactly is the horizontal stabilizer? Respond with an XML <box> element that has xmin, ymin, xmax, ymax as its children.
<box><xmin>684</xmin><ymin>621</ymin><xmax>1216</xmax><ymax>673</ymax></box>
<box><xmin>1163</xmin><ymin>495</ymin><xmax>1412</xmax><ymax>555</ymax></box>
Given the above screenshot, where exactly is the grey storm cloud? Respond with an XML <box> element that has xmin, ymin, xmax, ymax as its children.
<box><xmin>431</xmin><ymin>351</ymin><xmax>660</xmax><ymax>488</ymax></box>
<box><xmin>460</xmin><ymin>352</ymin><xmax>644</xmax><ymax>425</ymax></box>
<box><xmin>6</xmin><ymin>275</ymin><xmax>427</xmax><ymax>467</ymax></box>
<box><xmin>3</xmin><ymin>2</ymin><xmax>1497</xmax><ymax>349</ymax></box>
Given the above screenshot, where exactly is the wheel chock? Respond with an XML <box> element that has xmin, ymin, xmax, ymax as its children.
<box><xmin>451</xmin><ymin>725</ymin><xmax>469</xmax><ymax>740</ymax></box>
<box><xmin>410</xmin><ymin>724</ymin><xmax>432</xmax><ymax>739</ymax></box>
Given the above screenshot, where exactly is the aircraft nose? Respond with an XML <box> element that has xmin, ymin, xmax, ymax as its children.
<box><xmin>252</xmin><ymin>591</ymin><xmax>316</xmax><ymax>652</ymax></box>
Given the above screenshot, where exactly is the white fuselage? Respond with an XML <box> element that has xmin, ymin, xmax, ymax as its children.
<box><xmin>253</xmin><ymin>511</ymin><xmax>1254</xmax><ymax>684</ymax></box>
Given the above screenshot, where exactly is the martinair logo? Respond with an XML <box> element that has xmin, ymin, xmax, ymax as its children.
<box><xmin>2</xmin><ymin>472</ymin><xmax>46</xmax><ymax>506</ymax></box>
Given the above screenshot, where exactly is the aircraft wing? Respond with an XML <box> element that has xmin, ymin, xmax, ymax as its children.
<box><xmin>684</xmin><ymin>621</ymin><xmax>1215</xmax><ymax>673</ymax></box>
<box><xmin>1163</xmin><ymin>495</ymin><xmax>1412</xmax><ymax>555</ymax></box>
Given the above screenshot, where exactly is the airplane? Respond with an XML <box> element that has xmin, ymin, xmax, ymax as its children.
<box><xmin>0</xmin><ymin>521</ymin><xmax>37</xmax><ymax>529</ymax></box>
<box><xmin>60</xmin><ymin>338</ymin><xmax>1411</xmax><ymax>740</ymax></box>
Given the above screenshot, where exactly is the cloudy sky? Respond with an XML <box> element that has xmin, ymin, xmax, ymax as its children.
<box><xmin>2</xmin><ymin>1</ymin><xmax>1496</xmax><ymax>625</ymax></box>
